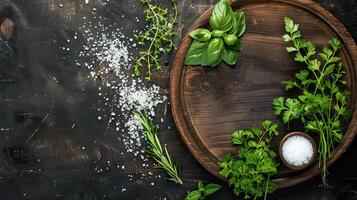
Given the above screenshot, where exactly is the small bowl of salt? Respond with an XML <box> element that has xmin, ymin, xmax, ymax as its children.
<box><xmin>279</xmin><ymin>132</ymin><xmax>317</xmax><ymax>170</ymax></box>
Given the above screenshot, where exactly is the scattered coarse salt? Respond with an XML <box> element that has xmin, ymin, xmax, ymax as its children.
<box><xmin>282</xmin><ymin>135</ymin><xmax>314</xmax><ymax>167</ymax></box>
<box><xmin>76</xmin><ymin>14</ymin><xmax>166</xmax><ymax>182</ymax></box>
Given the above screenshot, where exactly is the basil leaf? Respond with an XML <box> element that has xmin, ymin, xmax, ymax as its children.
<box><xmin>207</xmin><ymin>38</ymin><xmax>224</xmax><ymax>66</ymax></box>
<box><xmin>223</xmin><ymin>34</ymin><xmax>238</xmax><ymax>46</ymax></box>
<box><xmin>230</xmin><ymin>11</ymin><xmax>246</xmax><ymax>37</ymax></box>
<box><xmin>189</xmin><ymin>29</ymin><xmax>212</xmax><ymax>42</ymax></box>
<box><xmin>203</xmin><ymin>183</ymin><xmax>222</xmax><ymax>197</ymax></box>
<box><xmin>185</xmin><ymin>40</ymin><xmax>209</xmax><ymax>66</ymax></box>
<box><xmin>184</xmin><ymin>190</ymin><xmax>201</xmax><ymax>200</ymax></box>
<box><xmin>212</xmin><ymin>30</ymin><xmax>225</xmax><ymax>38</ymax></box>
<box><xmin>223</xmin><ymin>48</ymin><xmax>238</xmax><ymax>65</ymax></box>
<box><xmin>209</xmin><ymin>0</ymin><xmax>234</xmax><ymax>32</ymax></box>
<box><xmin>230</xmin><ymin>39</ymin><xmax>242</xmax><ymax>51</ymax></box>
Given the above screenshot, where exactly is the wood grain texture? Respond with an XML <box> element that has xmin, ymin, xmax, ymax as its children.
<box><xmin>170</xmin><ymin>0</ymin><xmax>357</xmax><ymax>188</ymax></box>
<box><xmin>0</xmin><ymin>0</ymin><xmax>356</xmax><ymax>199</ymax></box>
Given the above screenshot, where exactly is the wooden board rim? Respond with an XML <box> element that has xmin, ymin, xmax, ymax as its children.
<box><xmin>170</xmin><ymin>0</ymin><xmax>357</xmax><ymax>188</ymax></box>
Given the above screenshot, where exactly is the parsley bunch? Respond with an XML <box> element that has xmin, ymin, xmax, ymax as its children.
<box><xmin>273</xmin><ymin>17</ymin><xmax>351</xmax><ymax>186</ymax></box>
<box><xmin>135</xmin><ymin>0</ymin><xmax>179</xmax><ymax>80</ymax></box>
<box><xmin>185</xmin><ymin>0</ymin><xmax>246</xmax><ymax>67</ymax></box>
<box><xmin>219</xmin><ymin>120</ymin><xmax>279</xmax><ymax>200</ymax></box>
<box><xmin>184</xmin><ymin>180</ymin><xmax>222</xmax><ymax>200</ymax></box>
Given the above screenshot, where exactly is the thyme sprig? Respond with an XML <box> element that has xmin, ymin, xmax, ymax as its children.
<box><xmin>135</xmin><ymin>0</ymin><xmax>179</xmax><ymax>80</ymax></box>
<box><xmin>134</xmin><ymin>111</ymin><xmax>183</xmax><ymax>185</ymax></box>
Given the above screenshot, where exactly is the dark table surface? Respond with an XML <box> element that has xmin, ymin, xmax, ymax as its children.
<box><xmin>0</xmin><ymin>0</ymin><xmax>356</xmax><ymax>199</ymax></box>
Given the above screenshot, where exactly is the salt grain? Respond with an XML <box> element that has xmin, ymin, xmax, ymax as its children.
<box><xmin>282</xmin><ymin>135</ymin><xmax>314</xmax><ymax>167</ymax></box>
<box><xmin>77</xmin><ymin>15</ymin><xmax>165</xmax><ymax>182</ymax></box>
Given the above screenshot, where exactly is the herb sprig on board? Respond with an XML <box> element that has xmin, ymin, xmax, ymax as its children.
<box><xmin>134</xmin><ymin>111</ymin><xmax>183</xmax><ymax>185</ymax></box>
<box><xmin>273</xmin><ymin>17</ymin><xmax>351</xmax><ymax>186</ymax></box>
<box><xmin>219</xmin><ymin>120</ymin><xmax>279</xmax><ymax>200</ymax></box>
<box><xmin>135</xmin><ymin>0</ymin><xmax>179</xmax><ymax>80</ymax></box>
<box><xmin>185</xmin><ymin>0</ymin><xmax>246</xmax><ymax>67</ymax></box>
<box><xmin>184</xmin><ymin>180</ymin><xmax>222</xmax><ymax>200</ymax></box>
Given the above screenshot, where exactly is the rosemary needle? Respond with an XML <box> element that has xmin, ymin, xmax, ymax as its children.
<box><xmin>134</xmin><ymin>111</ymin><xmax>183</xmax><ymax>185</ymax></box>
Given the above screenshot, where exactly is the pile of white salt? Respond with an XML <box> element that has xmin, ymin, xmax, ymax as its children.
<box><xmin>281</xmin><ymin>135</ymin><xmax>314</xmax><ymax>167</ymax></box>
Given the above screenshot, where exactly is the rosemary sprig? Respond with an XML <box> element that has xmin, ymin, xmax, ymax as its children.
<box><xmin>134</xmin><ymin>111</ymin><xmax>183</xmax><ymax>185</ymax></box>
<box><xmin>135</xmin><ymin>0</ymin><xmax>179</xmax><ymax>80</ymax></box>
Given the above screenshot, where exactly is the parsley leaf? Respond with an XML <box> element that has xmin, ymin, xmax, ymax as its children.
<box><xmin>219</xmin><ymin>121</ymin><xmax>279</xmax><ymax>200</ymax></box>
<box><xmin>273</xmin><ymin>97</ymin><xmax>285</xmax><ymax>115</ymax></box>
<box><xmin>184</xmin><ymin>181</ymin><xmax>222</xmax><ymax>200</ymax></box>
<box><xmin>277</xmin><ymin>17</ymin><xmax>351</xmax><ymax>187</ymax></box>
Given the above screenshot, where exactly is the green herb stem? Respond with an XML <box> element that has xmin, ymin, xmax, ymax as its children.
<box><xmin>134</xmin><ymin>111</ymin><xmax>183</xmax><ymax>185</ymax></box>
<box><xmin>275</xmin><ymin>17</ymin><xmax>351</xmax><ymax>187</ymax></box>
<box><xmin>135</xmin><ymin>0</ymin><xmax>179</xmax><ymax>80</ymax></box>
<box><xmin>219</xmin><ymin>120</ymin><xmax>279</xmax><ymax>199</ymax></box>
<box><xmin>264</xmin><ymin>176</ymin><xmax>270</xmax><ymax>200</ymax></box>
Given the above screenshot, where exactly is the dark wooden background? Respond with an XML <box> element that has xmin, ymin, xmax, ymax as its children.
<box><xmin>0</xmin><ymin>0</ymin><xmax>356</xmax><ymax>199</ymax></box>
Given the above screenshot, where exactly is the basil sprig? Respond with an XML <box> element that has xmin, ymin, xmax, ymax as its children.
<box><xmin>185</xmin><ymin>0</ymin><xmax>246</xmax><ymax>67</ymax></box>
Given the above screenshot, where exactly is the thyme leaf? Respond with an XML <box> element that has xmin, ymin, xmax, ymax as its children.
<box><xmin>135</xmin><ymin>0</ymin><xmax>179</xmax><ymax>80</ymax></box>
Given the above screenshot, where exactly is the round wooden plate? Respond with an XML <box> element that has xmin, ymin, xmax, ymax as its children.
<box><xmin>170</xmin><ymin>0</ymin><xmax>357</xmax><ymax>188</ymax></box>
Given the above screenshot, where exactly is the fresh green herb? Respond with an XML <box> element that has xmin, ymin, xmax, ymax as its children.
<box><xmin>274</xmin><ymin>17</ymin><xmax>351</xmax><ymax>187</ymax></box>
<box><xmin>134</xmin><ymin>111</ymin><xmax>183</xmax><ymax>184</ymax></box>
<box><xmin>135</xmin><ymin>0</ymin><xmax>179</xmax><ymax>80</ymax></box>
<box><xmin>184</xmin><ymin>180</ymin><xmax>222</xmax><ymax>200</ymax></box>
<box><xmin>185</xmin><ymin>0</ymin><xmax>246</xmax><ymax>67</ymax></box>
<box><xmin>219</xmin><ymin>120</ymin><xmax>279</xmax><ymax>200</ymax></box>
